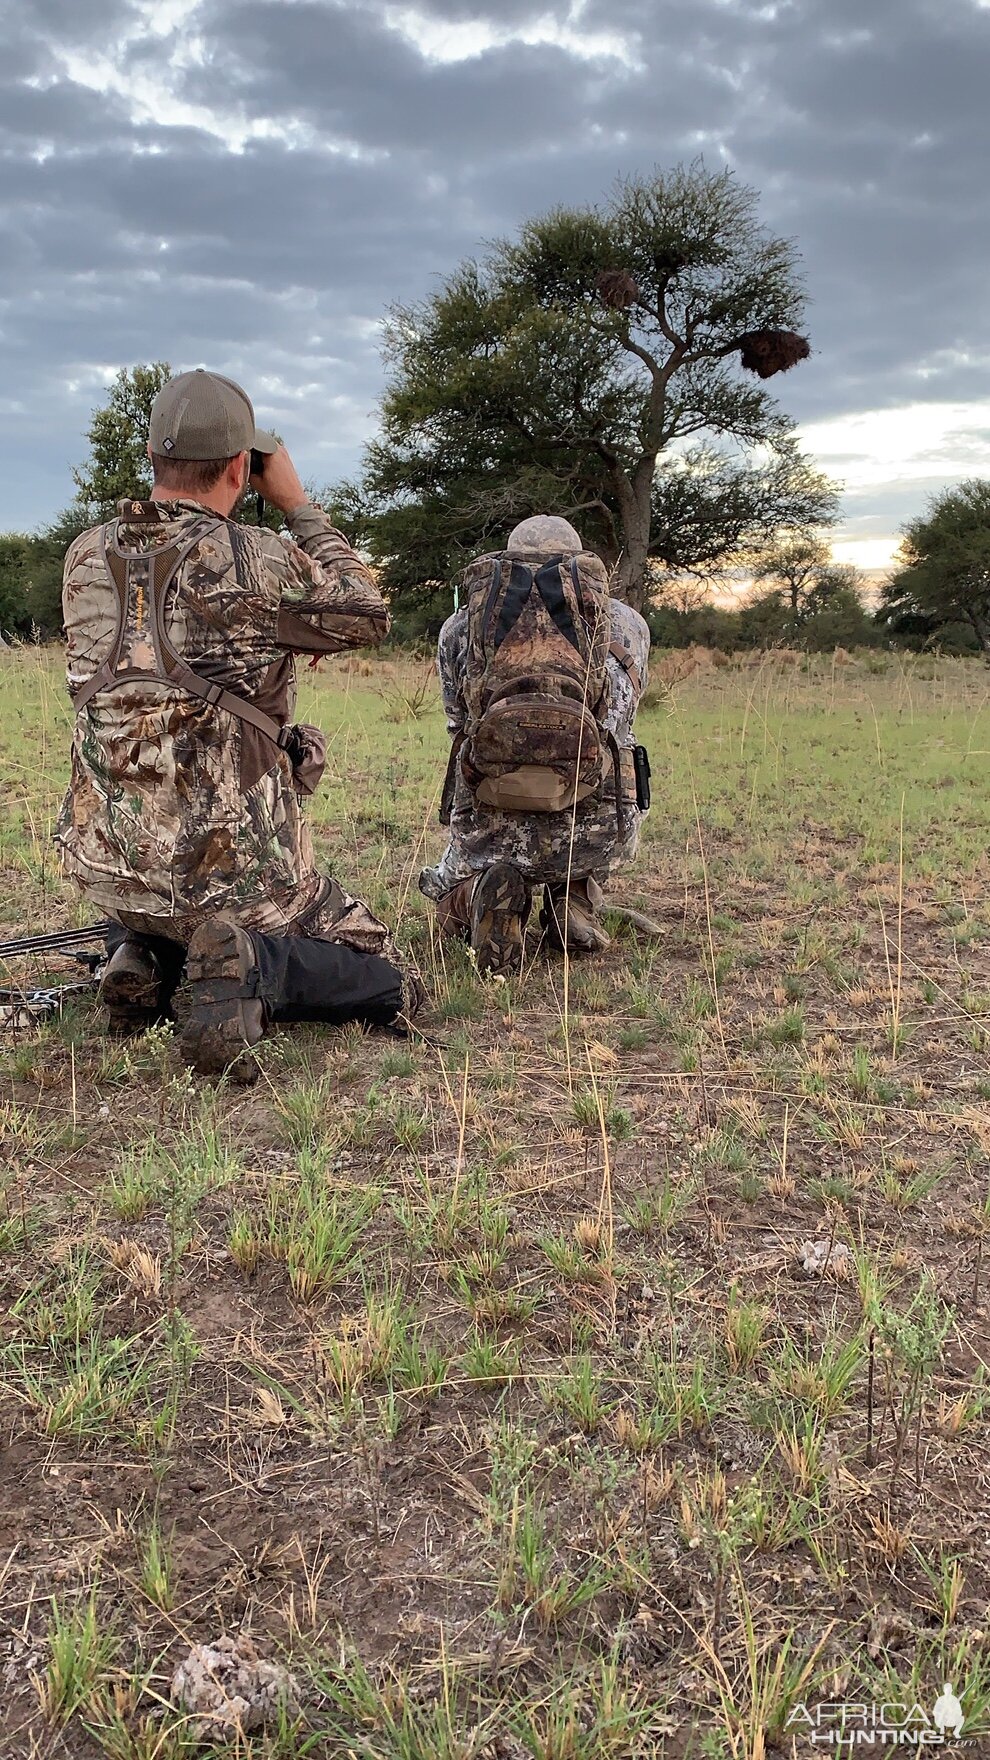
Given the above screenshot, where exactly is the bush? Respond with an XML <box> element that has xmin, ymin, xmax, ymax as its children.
<box><xmin>383</xmin><ymin>587</ymin><xmax>458</xmax><ymax>651</ymax></box>
<box><xmin>0</xmin><ymin>534</ymin><xmax>65</xmax><ymax>639</ymax></box>
<box><xmin>801</xmin><ymin>585</ymin><xmax>880</xmax><ymax>652</ymax></box>
<box><xmin>645</xmin><ymin>602</ymin><xmax>742</xmax><ymax>652</ymax></box>
<box><xmin>737</xmin><ymin>588</ymin><xmax>790</xmax><ymax>649</ymax></box>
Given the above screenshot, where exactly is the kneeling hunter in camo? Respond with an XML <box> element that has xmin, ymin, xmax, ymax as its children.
<box><xmin>56</xmin><ymin>368</ymin><xmax>420</xmax><ymax>1080</ymax></box>
<box><xmin>420</xmin><ymin>516</ymin><xmax>652</xmax><ymax>973</ymax></box>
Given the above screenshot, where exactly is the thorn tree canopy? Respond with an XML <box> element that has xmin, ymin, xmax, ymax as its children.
<box><xmin>351</xmin><ymin>163</ymin><xmax>832</xmax><ymax>608</ymax></box>
<box><xmin>878</xmin><ymin>480</ymin><xmax>990</xmax><ymax>658</ymax></box>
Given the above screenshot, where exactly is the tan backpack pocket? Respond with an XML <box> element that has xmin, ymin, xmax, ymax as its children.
<box><xmin>464</xmin><ymin>696</ymin><xmax>605</xmax><ymax>812</ymax></box>
<box><xmin>474</xmin><ymin>765</ymin><xmax>602</xmax><ymax>812</ymax></box>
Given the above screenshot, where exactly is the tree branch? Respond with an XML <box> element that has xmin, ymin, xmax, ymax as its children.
<box><xmin>505</xmin><ymin>407</ymin><xmax>619</xmax><ymax>468</ymax></box>
<box><xmin>656</xmin><ymin>285</ymin><xmax>684</xmax><ymax>350</ymax></box>
<box><xmin>618</xmin><ymin>329</ymin><xmax>664</xmax><ymax>378</ymax></box>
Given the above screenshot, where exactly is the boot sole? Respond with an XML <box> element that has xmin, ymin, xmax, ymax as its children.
<box><xmin>470</xmin><ymin>864</ymin><xmax>529</xmax><ymax>977</ymax></box>
<box><xmin>176</xmin><ymin>920</ymin><xmax>264</xmax><ymax>1083</ymax></box>
<box><xmin>99</xmin><ymin>963</ymin><xmax>162</xmax><ymax>1035</ymax></box>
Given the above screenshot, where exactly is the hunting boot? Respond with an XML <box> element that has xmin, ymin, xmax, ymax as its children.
<box><xmin>177</xmin><ymin>918</ymin><xmax>267</xmax><ymax>1084</ymax></box>
<box><xmin>177</xmin><ymin>917</ymin><xmax>414</xmax><ymax>1080</ymax></box>
<box><xmin>469</xmin><ymin>863</ymin><xmax>531</xmax><ymax>976</ymax></box>
<box><xmin>99</xmin><ymin>936</ymin><xmax>166</xmax><ymax>1034</ymax></box>
<box><xmin>435</xmin><ymin>879</ymin><xmax>474</xmax><ymax>941</ymax></box>
<box><xmin>541</xmin><ymin>877</ymin><xmax>611</xmax><ymax>955</ymax></box>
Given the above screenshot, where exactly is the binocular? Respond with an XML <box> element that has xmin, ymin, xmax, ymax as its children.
<box><xmin>250</xmin><ymin>450</ymin><xmax>266</xmax><ymax>523</ymax></box>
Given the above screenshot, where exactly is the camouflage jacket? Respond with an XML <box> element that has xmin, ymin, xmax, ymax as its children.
<box><xmin>56</xmin><ymin>498</ymin><xmax>388</xmax><ymax>933</ymax></box>
<box><xmin>420</xmin><ymin>595</ymin><xmax>650</xmax><ymax>897</ymax></box>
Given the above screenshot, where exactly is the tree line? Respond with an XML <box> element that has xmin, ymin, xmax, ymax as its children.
<box><xmin>2</xmin><ymin>166</ymin><xmax>988</xmax><ymax>658</ymax></box>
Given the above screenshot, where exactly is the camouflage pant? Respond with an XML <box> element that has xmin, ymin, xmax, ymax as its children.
<box><xmin>419</xmin><ymin>788</ymin><xmax>642</xmax><ymax>903</ymax></box>
<box><xmin>118</xmin><ymin>878</ymin><xmax>425</xmax><ymax>1023</ymax></box>
<box><xmin>118</xmin><ymin>873</ymin><xmax>395</xmax><ymax>962</ymax></box>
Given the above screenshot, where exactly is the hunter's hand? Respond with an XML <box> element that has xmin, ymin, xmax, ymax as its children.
<box><xmin>250</xmin><ymin>445</ymin><xmax>309</xmax><ymax>516</ymax></box>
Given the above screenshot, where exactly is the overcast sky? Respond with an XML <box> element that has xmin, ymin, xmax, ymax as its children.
<box><xmin>3</xmin><ymin>0</ymin><xmax>989</xmax><ymax>564</ymax></box>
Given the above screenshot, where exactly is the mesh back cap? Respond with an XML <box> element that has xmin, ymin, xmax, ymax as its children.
<box><xmin>148</xmin><ymin>369</ymin><xmax>278</xmax><ymax>460</ymax></box>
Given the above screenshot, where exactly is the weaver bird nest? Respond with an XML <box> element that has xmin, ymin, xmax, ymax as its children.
<box><xmin>595</xmin><ymin>269</ymin><xmax>639</xmax><ymax>310</ymax></box>
<box><xmin>735</xmin><ymin>328</ymin><xmax>810</xmax><ymax>377</ymax></box>
<box><xmin>593</xmin><ymin>272</ymin><xmax>810</xmax><ymax>380</ymax></box>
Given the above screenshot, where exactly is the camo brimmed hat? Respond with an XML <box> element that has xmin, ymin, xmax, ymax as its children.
<box><xmin>149</xmin><ymin>369</ymin><xmax>278</xmax><ymax>461</ymax></box>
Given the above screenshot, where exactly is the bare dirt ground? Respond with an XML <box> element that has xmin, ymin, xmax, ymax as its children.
<box><xmin>0</xmin><ymin>646</ymin><xmax>988</xmax><ymax>1757</ymax></box>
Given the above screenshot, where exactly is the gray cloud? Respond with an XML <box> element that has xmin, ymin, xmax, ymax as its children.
<box><xmin>0</xmin><ymin>0</ymin><xmax>988</xmax><ymax>546</ymax></box>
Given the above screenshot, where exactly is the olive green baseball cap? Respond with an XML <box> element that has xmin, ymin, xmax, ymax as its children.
<box><xmin>148</xmin><ymin>368</ymin><xmax>278</xmax><ymax>460</ymax></box>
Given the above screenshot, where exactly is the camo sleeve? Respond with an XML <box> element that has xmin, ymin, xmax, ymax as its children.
<box><xmin>603</xmin><ymin>601</ymin><xmax>651</xmax><ymax>746</ymax></box>
<box><xmin>437</xmin><ymin>609</ymin><xmax>469</xmax><ymax>738</ymax></box>
<box><xmin>256</xmin><ymin>505</ymin><xmax>390</xmax><ymax>655</ymax></box>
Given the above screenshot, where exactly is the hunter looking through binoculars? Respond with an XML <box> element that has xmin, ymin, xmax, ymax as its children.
<box><xmin>55</xmin><ymin>369</ymin><xmax>650</xmax><ymax>1078</ymax></box>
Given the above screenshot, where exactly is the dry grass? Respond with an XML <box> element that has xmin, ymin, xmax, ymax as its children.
<box><xmin>0</xmin><ymin>644</ymin><xmax>989</xmax><ymax>1755</ymax></box>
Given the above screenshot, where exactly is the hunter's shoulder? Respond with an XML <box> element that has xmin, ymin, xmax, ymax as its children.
<box><xmin>250</xmin><ymin>523</ymin><xmax>291</xmax><ymax>563</ymax></box>
<box><xmin>609</xmin><ymin>598</ymin><xmax>651</xmax><ymax>646</ymax></box>
<box><xmin>439</xmin><ymin>606</ymin><xmax>468</xmax><ymax>650</ymax></box>
<box><xmin>63</xmin><ymin>522</ymin><xmax>108</xmax><ymax>570</ymax></box>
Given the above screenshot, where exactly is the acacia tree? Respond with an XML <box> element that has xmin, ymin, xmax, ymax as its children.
<box><xmin>0</xmin><ymin>361</ymin><xmax>166</xmax><ymax>633</ymax></box>
<box><xmin>879</xmin><ymin>481</ymin><xmax>990</xmax><ymax>657</ymax></box>
<box><xmin>70</xmin><ymin>362</ymin><xmax>173</xmax><ymax>523</ymax></box>
<box><xmin>753</xmin><ymin>534</ymin><xmax>832</xmax><ymax>620</ymax></box>
<box><xmin>349</xmin><ymin>164</ymin><xmax>832</xmax><ymax>608</ymax></box>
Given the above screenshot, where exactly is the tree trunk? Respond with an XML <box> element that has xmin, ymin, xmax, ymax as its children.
<box><xmin>611</xmin><ymin>546</ymin><xmax>651</xmax><ymax>610</ymax></box>
<box><xmin>611</xmin><ymin>471</ymin><xmax>653</xmax><ymax>610</ymax></box>
<box><xmin>964</xmin><ymin>605</ymin><xmax>990</xmax><ymax>661</ymax></box>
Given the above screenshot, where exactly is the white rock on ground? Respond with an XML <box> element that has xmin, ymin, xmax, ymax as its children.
<box><xmin>170</xmin><ymin>1634</ymin><xmax>300</xmax><ymax>1741</ymax></box>
<box><xmin>797</xmin><ymin>1238</ymin><xmax>851</xmax><ymax>1278</ymax></box>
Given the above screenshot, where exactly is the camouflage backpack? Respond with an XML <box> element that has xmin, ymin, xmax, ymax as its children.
<box><xmin>458</xmin><ymin>548</ymin><xmax>615</xmax><ymax>814</ymax></box>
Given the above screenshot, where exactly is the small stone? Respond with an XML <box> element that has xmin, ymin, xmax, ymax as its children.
<box><xmin>796</xmin><ymin>1238</ymin><xmax>851</xmax><ymax>1278</ymax></box>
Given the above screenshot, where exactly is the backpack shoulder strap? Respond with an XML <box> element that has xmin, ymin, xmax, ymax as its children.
<box><xmin>608</xmin><ymin>637</ymin><xmax>642</xmax><ymax>697</ymax></box>
<box><xmin>491</xmin><ymin>558</ymin><xmax>534</xmax><ymax>651</ymax></box>
<box><xmin>72</xmin><ymin>523</ymin><xmax>130</xmax><ymax>711</ymax></box>
<box><xmin>74</xmin><ymin>521</ymin><xmax>216</xmax><ymax>709</ymax></box>
<box><xmin>73</xmin><ymin>517</ymin><xmax>288</xmax><ymax>749</ymax></box>
<box><xmin>529</xmin><ymin>555</ymin><xmax>581</xmax><ymax>652</ymax></box>
<box><xmin>147</xmin><ymin>524</ymin><xmax>287</xmax><ymax>745</ymax></box>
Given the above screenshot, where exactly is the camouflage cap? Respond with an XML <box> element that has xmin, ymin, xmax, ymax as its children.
<box><xmin>507</xmin><ymin>514</ymin><xmax>583</xmax><ymax>552</ymax></box>
<box><xmin>148</xmin><ymin>369</ymin><xmax>278</xmax><ymax>461</ymax></box>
